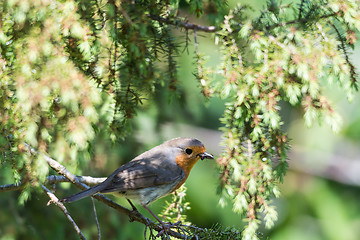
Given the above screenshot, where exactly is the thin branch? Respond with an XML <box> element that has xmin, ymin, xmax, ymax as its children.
<box><xmin>0</xmin><ymin>182</ymin><xmax>23</xmax><ymax>192</ymax></box>
<box><xmin>41</xmin><ymin>184</ymin><xmax>86</xmax><ymax>240</ymax></box>
<box><xmin>0</xmin><ymin>175</ymin><xmax>106</xmax><ymax>193</ymax></box>
<box><xmin>48</xmin><ymin>175</ymin><xmax>107</xmax><ymax>185</ymax></box>
<box><xmin>194</xmin><ymin>28</ymin><xmax>199</xmax><ymax>55</ymax></box>
<box><xmin>266</xmin><ymin>12</ymin><xmax>338</xmax><ymax>30</ymax></box>
<box><xmin>298</xmin><ymin>0</ymin><xmax>305</xmax><ymax>20</ymax></box>
<box><xmin>149</xmin><ymin>6</ymin><xmax>337</xmax><ymax>35</ymax></box>
<box><xmin>194</xmin><ymin>28</ymin><xmax>202</xmax><ymax>81</ymax></box>
<box><xmin>118</xmin><ymin>4</ymin><xmax>133</xmax><ymax>25</ymax></box>
<box><xmin>91</xmin><ymin>197</ymin><xmax>101</xmax><ymax>240</ymax></box>
<box><xmin>247</xmin><ymin>139</ymin><xmax>253</xmax><ymax>160</ymax></box>
<box><xmin>22</xmin><ymin>144</ymin><xmax>188</xmax><ymax>240</ymax></box>
<box><xmin>330</xmin><ymin>22</ymin><xmax>358</xmax><ymax>87</ymax></box>
<box><xmin>149</xmin><ymin>14</ymin><xmax>217</xmax><ymax>33</ymax></box>
<box><xmin>193</xmin><ymin>28</ymin><xmax>212</xmax><ymax>97</ymax></box>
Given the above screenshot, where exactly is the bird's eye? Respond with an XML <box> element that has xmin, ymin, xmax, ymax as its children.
<box><xmin>185</xmin><ymin>148</ymin><xmax>193</xmax><ymax>155</ymax></box>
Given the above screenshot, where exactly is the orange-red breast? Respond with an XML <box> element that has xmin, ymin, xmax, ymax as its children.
<box><xmin>60</xmin><ymin>137</ymin><xmax>213</xmax><ymax>228</ymax></box>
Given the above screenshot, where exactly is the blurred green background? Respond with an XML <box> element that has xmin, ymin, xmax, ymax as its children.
<box><xmin>1</xmin><ymin>0</ymin><xmax>360</xmax><ymax>239</ymax></box>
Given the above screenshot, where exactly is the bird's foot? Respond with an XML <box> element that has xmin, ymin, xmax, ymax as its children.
<box><xmin>155</xmin><ymin>225</ymin><xmax>170</xmax><ymax>239</ymax></box>
<box><xmin>127</xmin><ymin>199</ymin><xmax>141</xmax><ymax>222</ymax></box>
<box><xmin>128</xmin><ymin>208</ymin><xmax>141</xmax><ymax>222</ymax></box>
<box><xmin>155</xmin><ymin>221</ymin><xmax>183</xmax><ymax>238</ymax></box>
<box><xmin>165</xmin><ymin>220</ymin><xmax>182</xmax><ymax>229</ymax></box>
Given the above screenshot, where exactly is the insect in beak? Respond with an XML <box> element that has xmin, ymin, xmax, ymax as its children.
<box><xmin>198</xmin><ymin>152</ymin><xmax>214</xmax><ymax>160</ymax></box>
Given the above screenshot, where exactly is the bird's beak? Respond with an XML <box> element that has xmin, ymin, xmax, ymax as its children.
<box><xmin>199</xmin><ymin>152</ymin><xmax>214</xmax><ymax>160</ymax></box>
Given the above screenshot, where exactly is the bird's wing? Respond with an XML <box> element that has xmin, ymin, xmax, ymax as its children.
<box><xmin>99</xmin><ymin>156</ymin><xmax>184</xmax><ymax>194</ymax></box>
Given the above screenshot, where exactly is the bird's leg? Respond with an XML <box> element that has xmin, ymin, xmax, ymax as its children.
<box><xmin>127</xmin><ymin>199</ymin><xmax>140</xmax><ymax>222</ymax></box>
<box><xmin>142</xmin><ymin>204</ymin><xmax>166</xmax><ymax>228</ymax></box>
<box><xmin>142</xmin><ymin>204</ymin><xmax>172</xmax><ymax>236</ymax></box>
<box><xmin>127</xmin><ymin>199</ymin><xmax>138</xmax><ymax>212</ymax></box>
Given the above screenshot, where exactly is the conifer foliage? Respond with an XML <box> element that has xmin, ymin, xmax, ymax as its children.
<box><xmin>1</xmin><ymin>0</ymin><xmax>359</xmax><ymax>239</ymax></box>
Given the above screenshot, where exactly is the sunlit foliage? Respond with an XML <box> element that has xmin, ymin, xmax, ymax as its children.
<box><xmin>1</xmin><ymin>0</ymin><xmax>359</xmax><ymax>239</ymax></box>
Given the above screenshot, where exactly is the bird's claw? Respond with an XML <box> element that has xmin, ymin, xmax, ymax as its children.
<box><xmin>128</xmin><ymin>208</ymin><xmax>142</xmax><ymax>223</ymax></box>
<box><xmin>155</xmin><ymin>221</ymin><xmax>183</xmax><ymax>238</ymax></box>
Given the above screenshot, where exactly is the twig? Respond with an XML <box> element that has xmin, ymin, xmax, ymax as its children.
<box><xmin>330</xmin><ymin>22</ymin><xmax>358</xmax><ymax>86</ymax></box>
<box><xmin>194</xmin><ymin>28</ymin><xmax>202</xmax><ymax>83</ymax></box>
<box><xmin>118</xmin><ymin>4</ymin><xmax>133</xmax><ymax>25</ymax></box>
<box><xmin>193</xmin><ymin>28</ymin><xmax>212</xmax><ymax>97</ymax></box>
<box><xmin>194</xmin><ymin>28</ymin><xmax>199</xmax><ymax>55</ymax></box>
<box><xmin>247</xmin><ymin>139</ymin><xmax>253</xmax><ymax>160</ymax></box>
<box><xmin>298</xmin><ymin>0</ymin><xmax>305</xmax><ymax>20</ymax></box>
<box><xmin>144</xmin><ymin>224</ymin><xmax>148</xmax><ymax>239</ymax></box>
<box><xmin>0</xmin><ymin>175</ymin><xmax>106</xmax><ymax>193</ymax></box>
<box><xmin>48</xmin><ymin>175</ymin><xmax>107</xmax><ymax>185</ymax></box>
<box><xmin>22</xmin><ymin>144</ymin><xmax>188</xmax><ymax>240</ymax></box>
<box><xmin>266</xmin><ymin>12</ymin><xmax>337</xmax><ymax>30</ymax></box>
<box><xmin>91</xmin><ymin>197</ymin><xmax>101</xmax><ymax>240</ymax></box>
<box><xmin>0</xmin><ymin>182</ymin><xmax>23</xmax><ymax>192</ymax></box>
<box><xmin>149</xmin><ymin>14</ymin><xmax>217</xmax><ymax>33</ymax></box>
<box><xmin>41</xmin><ymin>184</ymin><xmax>86</xmax><ymax>240</ymax></box>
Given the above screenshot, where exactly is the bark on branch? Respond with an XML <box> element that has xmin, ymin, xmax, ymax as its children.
<box><xmin>0</xmin><ymin>175</ymin><xmax>106</xmax><ymax>192</ymax></box>
<box><xmin>41</xmin><ymin>184</ymin><xmax>86</xmax><ymax>240</ymax></box>
<box><xmin>1</xmin><ymin>144</ymin><xmax>188</xmax><ymax>239</ymax></box>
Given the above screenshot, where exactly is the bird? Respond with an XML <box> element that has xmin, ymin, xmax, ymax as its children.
<box><xmin>60</xmin><ymin>137</ymin><xmax>214</xmax><ymax>230</ymax></box>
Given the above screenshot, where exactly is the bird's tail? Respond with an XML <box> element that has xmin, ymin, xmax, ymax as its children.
<box><xmin>60</xmin><ymin>184</ymin><xmax>104</xmax><ymax>203</ymax></box>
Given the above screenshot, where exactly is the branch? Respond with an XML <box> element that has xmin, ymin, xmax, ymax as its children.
<box><xmin>0</xmin><ymin>182</ymin><xmax>23</xmax><ymax>192</ymax></box>
<box><xmin>0</xmin><ymin>175</ymin><xmax>105</xmax><ymax>193</ymax></box>
<box><xmin>1</xmin><ymin>175</ymin><xmax>187</xmax><ymax>238</ymax></box>
<box><xmin>298</xmin><ymin>0</ymin><xmax>305</xmax><ymax>20</ymax></box>
<box><xmin>149</xmin><ymin>14</ymin><xmax>217</xmax><ymax>33</ymax></box>
<box><xmin>265</xmin><ymin>12</ymin><xmax>338</xmax><ymax>30</ymax></box>
<box><xmin>21</xmin><ymin>144</ymin><xmax>188</xmax><ymax>239</ymax></box>
<box><xmin>41</xmin><ymin>184</ymin><xmax>86</xmax><ymax>240</ymax></box>
<box><xmin>91</xmin><ymin>197</ymin><xmax>101</xmax><ymax>240</ymax></box>
<box><xmin>330</xmin><ymin>22</ymin><xmax>358</xmax><ymax>88</ymax></box>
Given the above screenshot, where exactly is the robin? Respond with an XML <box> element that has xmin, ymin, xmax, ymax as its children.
<box><xmin>60</xmin><ymin>137</ymin><xmax>213</xmax><ymax>230</ymax></box>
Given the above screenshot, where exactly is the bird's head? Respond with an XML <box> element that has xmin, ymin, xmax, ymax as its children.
<box><xmin>166</xmin><ymin>137</ymin><xmax>214</xmax><ymax>176</ymax></box>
